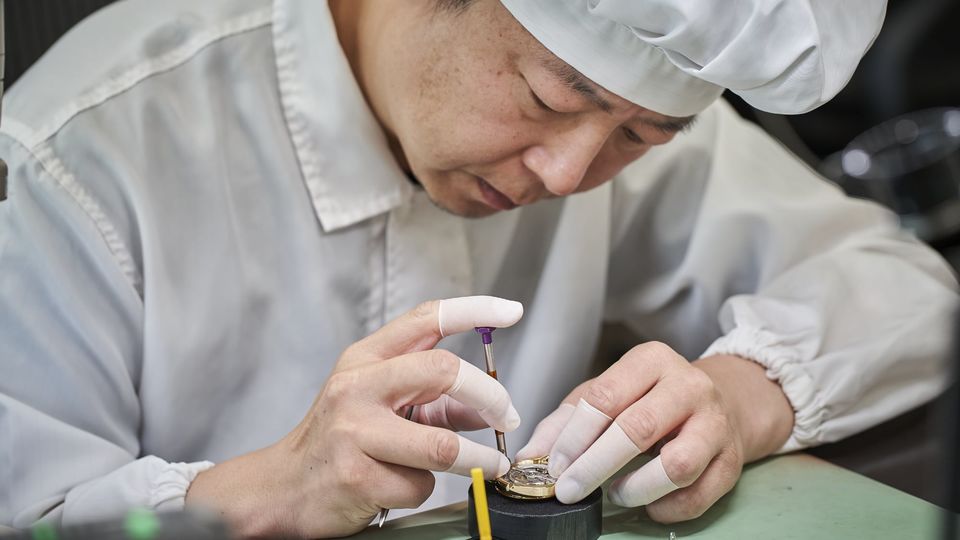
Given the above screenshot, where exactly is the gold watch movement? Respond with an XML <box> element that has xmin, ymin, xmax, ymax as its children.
<box><xmin>494</xmin><ymin>456</ymin><xmax>557</xmax><ymax>500</ymax></box>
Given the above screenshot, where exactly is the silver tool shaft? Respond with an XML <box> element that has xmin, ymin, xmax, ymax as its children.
<box><xmin>482</xmin><ymin>341</ymin><xmax>508</xmax><ymax>458</ymax></box>
<box><xmin>375</xmin><ymin>405</ymin><xmax>416</xmax><ymax>527</ymax></box>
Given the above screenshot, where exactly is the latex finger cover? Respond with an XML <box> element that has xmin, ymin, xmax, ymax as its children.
<box><xmin>548</xmin><ymin>398</ymin><xmax>613</xmax><ymax>477</ymax></box>
<box><xmin>555</xmin><ymin>422</ymin><xmax>640</xmax><ymax>504</ymax></box>
<box><xmin>438</xmin><ymin>296</ymin><xmax>523</xmax><ymax>337</ymax></box>
<box><xmin>608</xmin><ymin>455</ymin><xmax>680</xmax><ymax>507</ymax></box>
<box><xmin>445</xmin><ymin>434</ymin><xmax>511</xmax><ymax>479</ymax></box>
<box><xmin>515</xmin><ymin>402</ymin><xmax>576</xmax><ymax>461</ymax></box>
<box><xmin>447</xmin><ymin>358</ymin><xmax>521</xmax><ymax>432</ymax></box>
<box><xmin>415</xmin><ymin>395</ymin><xmax>487</xmax><ymax>431</ymax></box>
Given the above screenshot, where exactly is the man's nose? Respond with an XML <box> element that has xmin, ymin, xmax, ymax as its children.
<box><xmin>521</xmin><ymin>124</ymin><xmax>609</xmax><ymax>196</ymax></box>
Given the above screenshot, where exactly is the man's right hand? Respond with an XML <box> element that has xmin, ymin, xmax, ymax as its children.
<box><xmin>185</xmin><ymin>296</ymin><xmax>524</xmax><ymax>538</ymax></box>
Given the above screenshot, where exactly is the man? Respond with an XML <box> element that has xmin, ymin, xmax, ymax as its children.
<box><xmin>0</xmin><ymin>0</ymin><xmax>954</xmax><ymax>538</ymax></box>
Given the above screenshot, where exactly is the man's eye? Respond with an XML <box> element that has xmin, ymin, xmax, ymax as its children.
<box><xmin>622</xmin><ymin>127</ymin><xmax>645</xmax><ymax>145</ymax></box>
<box><xmin>529</xmin><ymin>89</ymin><xmax>557</xmax><ymax>113</ymax></box>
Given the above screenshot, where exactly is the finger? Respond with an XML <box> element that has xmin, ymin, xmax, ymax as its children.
<box><xmin>547</xmin><ymin>399</ymin><xmax>613</xmax><ymax>477</ymax></box>
<box><xmin>610</xmin><ymin>413</ymin><xmax>730</xmax><ymax>508</ymax></box>
<box><xmin>446</xmin><ymin>434</ymin><xmax>511</xmax><ymax>479</ymax></box>
<box><xmin>347</xmin><ymin>296</ymin><xmax>523</xmax><ymax>366</ymax></box>
<box><xmin>367</xmin><ymin>351</ymin><xmax>521</xmax><ymax>432</ymax></box>
<box><xmin>444</xmin><ymin>358</ymin><xmax>521</xmax><ymax>431</ymax></box>
<box><xmin>546</xmin><ymin>343</ymin><xmax>683</xmax><ymax>476</ymax></box>
<box><xmin>657</xmin><ymin>413</ymin><xmax>728</xmax><ymax>488</ymax></box>
<box><xmin>359</xmin><ymin>417</ymin><xmax>510</xmax><ymax>480</ymax></box>
<box><xmin>643</xmin><ymin>449</ymin><xmax>741</xmax><ymax>523</ymax></box>
<box><xmin>437</xmin><ymin>296</ymin><xmax>523</xmax><ymax>337</ymax></box>
<box><xmin>570</xmin><ymin>342</ymin><xmax>681</xmax><ymax>420</ymax></box>
<box><xmin>551</xmin><ymin>373</ymin><xmax>701</xmax><ymax>478</ymax></box>
<box><xmin>613</xmin><ymin>378</ymin><xmax>703</xmax><ymax>456</ymax></box>
<box><xmin>554</xmin><ymin>372</ymin><xmax>720</xmax><ymax>504</ymax></box>
<box><xmin>367</xmin><ymin>462</ymin><xmax>437</xmax><ymax>512</ymax></box>
<box><xmin>607</xmin><ymin>456</ymin><xmax>679</xmax><ymax>508</ymax></box>
<box><xmin>555</xmin><ymin>422</ymin><xmax>639</xmax><ymax>504</ymax></box>
<box><xmin>415</xmin><ymin>395</ymin><xmax>488</xmax><ymax>432</ymax></box>
<box><xmin>515</xmin><ymin>402</ymin><xmax>576</xmax><ymax>461</ymax></box>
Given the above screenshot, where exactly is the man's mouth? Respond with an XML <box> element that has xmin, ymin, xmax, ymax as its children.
<box><xmin>476</xmin><ymin>177</ymin><xmax>518</xmax><ymax>211</ymax></box>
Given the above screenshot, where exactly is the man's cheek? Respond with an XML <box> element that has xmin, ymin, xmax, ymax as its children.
<box><xmin>580</xmin><ymin>160</ymin><xmax>628</xmax><ymax>191</ymax></box>
<box><xmin>435</xmin><ymin>132</ymin><xmax>501</xmax><ymax>170</ymax></box>
<box><xmin>594</xmin><ymin>145</ymin><xmax>651</xmax><ymax>179</ymax></box>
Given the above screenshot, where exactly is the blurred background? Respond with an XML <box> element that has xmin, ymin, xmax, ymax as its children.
<box><xmin>3</xmin><ymin>0</ymin><xmax>959</xmax><ymax>516</ymax></box>
<box><xmin>726</xmin><ymin>0</ymin><xmax>960</xmax><ymax>263</ymax></box>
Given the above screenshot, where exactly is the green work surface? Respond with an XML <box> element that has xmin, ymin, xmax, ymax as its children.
<box><xmin>356</xmin><ymin>454</ymin><xmax>946</xmax><ymax>539</ymax></box>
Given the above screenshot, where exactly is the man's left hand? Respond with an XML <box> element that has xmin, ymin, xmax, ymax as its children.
<box><xmin>516</xmin><ymin>342</ymin><xmax>794</xmax><ymax>523</ymax></box>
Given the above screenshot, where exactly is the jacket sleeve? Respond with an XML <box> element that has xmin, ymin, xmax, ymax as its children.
<box><xmin>605</xmin><ymin>100</ymin><xmax>957</xmax><ymax>452</ymax></box>
<box><xmin>0</xmin><ymin>136</ymin><xmax>212</xmax><ymax>528</ymax></box>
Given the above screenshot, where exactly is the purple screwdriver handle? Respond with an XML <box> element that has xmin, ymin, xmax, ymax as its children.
<box><xmin>475</xmin><ymin>326</ymin><xmax>495</xmax><ymax>344</ymax></box>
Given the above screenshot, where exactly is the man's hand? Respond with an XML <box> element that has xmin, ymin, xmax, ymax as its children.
<box><xmin>186</xmin><ymin>296</ymin><xmax>524</xmax><ymax>538</ymax></box>
<box><xmin>516</xmin><ymin>342</ymin><xmax>793</xmax><ymax>523</ymax></box>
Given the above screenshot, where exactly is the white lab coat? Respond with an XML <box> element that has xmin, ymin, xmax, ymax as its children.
<box><xmin>0</xmin><ymin>0</ymin><xmax>955</xmax><ymax>529</ymax></box>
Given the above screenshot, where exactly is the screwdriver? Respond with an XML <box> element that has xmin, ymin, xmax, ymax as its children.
<box><xmin>475</xmin><ymin>327</ymin><xmax>507</xmax><ymax>458</ymax></box>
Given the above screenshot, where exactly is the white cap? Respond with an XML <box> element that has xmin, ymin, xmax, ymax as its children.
<box><xmin>499</xmin><ymin>0</ymin><xmax>887</xmax><ymax>116</ymax></box>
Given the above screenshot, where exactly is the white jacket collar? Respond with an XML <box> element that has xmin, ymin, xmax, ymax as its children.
<box><xmin>272</xmin><ymin>0</ymin><xmax>413</xmax><ymax>232</ymax></box>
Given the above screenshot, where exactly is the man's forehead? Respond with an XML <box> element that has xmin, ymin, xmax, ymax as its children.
<box><xmin>537</xmin><ymin>51</ymin><xmax>614</xmax><ymax>114</ymax></box>
<box><xmin>463</xmin><ymin>0</ymin><xmax>697</xmax><ymax>132</ymax></box>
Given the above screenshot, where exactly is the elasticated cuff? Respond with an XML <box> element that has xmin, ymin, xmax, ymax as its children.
<box><xmin>149</xmin><ymin>459</ymin><xmax>216</xmax><ymax>511</ymax></box>
<box><xmin>701</xmin><ymin>326</ymin><xmax>826</xmax><ymax>453</ymax></box>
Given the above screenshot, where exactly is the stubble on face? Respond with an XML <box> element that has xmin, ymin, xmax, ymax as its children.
<box><xmin>338</xmin><ymin>0</ymin><xmax>688</xmax><ymax>219</ymax></box>
<box><xmin>396</xmin><ymin>3</ymin><xmax>528</xmax><ymax>218</ymax></box>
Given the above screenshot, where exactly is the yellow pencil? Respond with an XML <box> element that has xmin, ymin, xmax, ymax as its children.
<box><xmin>471</xmin><ymin>467</ymin><xmax>493</xmax><ymax>540</ymax></box>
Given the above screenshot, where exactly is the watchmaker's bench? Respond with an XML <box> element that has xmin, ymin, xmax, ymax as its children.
<box><xmin>356</xmin><ymin>453</ymin><xmax>950</xmax><ymax>539</ymax></box>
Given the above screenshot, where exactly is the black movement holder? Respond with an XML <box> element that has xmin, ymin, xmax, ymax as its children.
<box><xmin>467</xmin><ymin>483</ymin><xmax>602</xmax><ymax>540</ymax></box>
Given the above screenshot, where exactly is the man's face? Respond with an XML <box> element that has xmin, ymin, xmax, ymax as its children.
<box><xmin>357</xmin><ymin>0</ymin><xmax>693</xmax><ymax>218</ymax></box>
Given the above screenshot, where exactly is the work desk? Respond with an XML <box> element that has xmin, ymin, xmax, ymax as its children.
<box><xmin>356</xmin><ymin>454</ymin><xmax>945</xmax><ymax>539</ymax></box>
<box><xmin>0</xmin><ymin>454</ymin><xmax>946</xmax><ymax>539</ymax></box>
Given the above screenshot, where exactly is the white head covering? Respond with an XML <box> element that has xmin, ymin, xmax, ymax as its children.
<box><xmin>499</xmin><ymin>0</ymin><xmax>887</xmax><ymax>116</ymax></box>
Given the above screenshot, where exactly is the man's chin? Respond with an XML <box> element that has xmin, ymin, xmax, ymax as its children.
<box><xmin>411</xmin><ymin>170</ymin><xmax>506</xmax><ymax>218</ymax></box>
<box><xmin>423</xmin><ymin>191</ymin><xmax>501</xmax><ymax>219</ymax></box>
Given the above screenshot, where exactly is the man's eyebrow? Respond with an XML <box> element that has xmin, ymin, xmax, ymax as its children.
<box><xmin>539</xmin><ymin>54</ymin><xmax>614</xmax><ymax>114</ymax></box>
<box><xmin>538</xmin><ymin>54</ymin><xmax>697</xmax><ymax>134</ymax></box>
<box><xmin>638</xmin><ymin>115</ymin><xmax>698</xmax><ymax>135</ymax></box>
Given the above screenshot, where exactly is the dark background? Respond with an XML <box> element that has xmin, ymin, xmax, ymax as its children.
<box><xmin>4</xmin><ymin>0</ymin><xmax>959</xmax><ymax>515</ymax></box>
